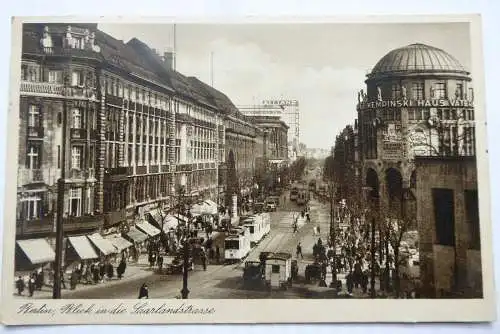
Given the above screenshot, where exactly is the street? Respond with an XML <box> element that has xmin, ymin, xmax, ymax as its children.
<box><xmin>22</xmin><ymin>191</ymin><xmax>367</xmax><ymax>299</ymax></box>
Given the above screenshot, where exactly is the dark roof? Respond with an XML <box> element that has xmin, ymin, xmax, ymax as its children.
<box><xmin>96</xmin><ymin>31</ymin><xmax>172</xmax><ymax>91</ymax></box>
<box><xmin>126</xmin><ymin>38</ymin><xmax>215</xmax><ymax>109</ymax></box>
<box><xmin>186</xmin><ymin>77</ymin><xmax>240</xmax><ymax>116</ymax></box>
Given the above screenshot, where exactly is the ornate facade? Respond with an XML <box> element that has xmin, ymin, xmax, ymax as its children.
<box><xmin>16</xmin><ymin>23</ymin><xmax>272</xmax><ymax>241</ymax></box>
<box><xmin>356</xmin><ymin>43</ymin><xmax>480</xmax><ymax>298</ymax></box>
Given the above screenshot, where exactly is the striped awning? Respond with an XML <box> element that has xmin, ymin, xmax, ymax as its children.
<box><xmin>107</xmin><ymin>235</ymin><xmax>133</xmax><ymax>252</ymax></box>
<box><xmin>136</xmin><ymin>220</ymin><xmax>161</xmax><ymax>237</ymax></box>
<box><xmin>67</xmin><ymin>236</ymin><xmax>99</xmax><ymax>260</ymax></box>
<box><xmin>126</xmin><ymin>228</ymin><xmax>148</xmax><ymax>243</ymax></box>
<box><xmin>87</xmin><ymin>233</ymin><xmax>117</xmax><ymax>256</ymax></box>
<box><xmin>16</xmin><ymin>239</ymin><xmax>55</xmax><ymax>265</ymax></box>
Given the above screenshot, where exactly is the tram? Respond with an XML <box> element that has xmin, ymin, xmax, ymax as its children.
<box><xmin>241</xmin><ymin>216</ymin><xmax>264</xmax><ymax>246</ymax></box>
<box><xmin>224</xmin><ymin>226</ymin><xmax>251</xmax><ymax>262</ymax></box>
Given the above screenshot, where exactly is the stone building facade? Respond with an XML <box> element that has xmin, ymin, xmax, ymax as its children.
<box><xmin>16</xmin><ymin>23</ymin><xmax>270</xmax><ymax>242</ymax></box>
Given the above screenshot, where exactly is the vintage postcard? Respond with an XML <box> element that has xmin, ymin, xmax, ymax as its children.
<box><xmin>0</xmin><ymin>15</ymin><xmax>496</xmax><ymax>325</ymax></box>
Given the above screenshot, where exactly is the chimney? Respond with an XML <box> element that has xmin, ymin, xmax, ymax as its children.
<box><xmin>162</xmin><ymin>51</ymin><xmax>174</xmax><ymax>70</ymax></box>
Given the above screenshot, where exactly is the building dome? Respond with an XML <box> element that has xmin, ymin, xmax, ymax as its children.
<box><xmin>368</xmin><ymin>43</ymin><xmax>468</xmax><ymax>78</ymax></box>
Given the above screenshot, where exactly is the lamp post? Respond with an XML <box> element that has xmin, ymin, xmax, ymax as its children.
<box><xmin>177</xmin><ymin>184</ymin><xmax>190</xmax><ymax>299</ymax></box>
<box><xmin>53</xmin><ymin>83</ymin><xmax>69</xmax><ymax>299</ymax></box>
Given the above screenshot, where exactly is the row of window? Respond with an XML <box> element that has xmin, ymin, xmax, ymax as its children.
<box><xmin>389</xmin><ymin>81</ymin><xmax>469</xmax><ymax>100</ymax></box>
<box><xmin>17</xmin><ymin>186</ymin><xmax>95</xmax><ymax>221</ymax></box>
<box><xmin>406</xmin><ymin>108</ymin><xmax>475</xmax><ymax>121</ymax></box>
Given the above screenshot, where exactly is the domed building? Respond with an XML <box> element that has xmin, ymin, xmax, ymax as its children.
<box><xmin>356</xmin><ymin>43</ymin><xmax>481</xmax><ymax>298</ymax></box>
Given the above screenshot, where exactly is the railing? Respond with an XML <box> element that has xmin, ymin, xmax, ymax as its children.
<box><xmin>63</xmin><ymin>213</ymin><xmax>103</xmax><ymax>232</ymax></box>
<box><xmin>17</xmin><ymin>169</ymin><xmax>54</xmax><ymax>186</ymax></box>
<box><xmin>106</xmin><ymin>95</ymin><xmax>123</xmax><ymax>106</ymax></box>
<box><xmin>16</xmin><ymin>213</ymin><xmax>55</xmax><ymax>236</ymax></box>
<box><xmin>42</xmin><ymin>46</ymin><xmax>100</xmax><ymax>58</ymax></box>
<box><xmin>20</xmin><ymin>81</ymin><xmax>63</xmax><ymax>96</ymax></box>
<box><xmin>70</xmin><ymin>128</ymin><xmax>87</xmax><ymax>139</ymax></box>
<box><xmin>27</xmin><ymin>126</ymin><xmax>44</xmax><ymax>138</ymax></box>
<box><xmin>20</xmin><ymin>81</ymin><xmax>97</xmax><ymax>100</ymax></box>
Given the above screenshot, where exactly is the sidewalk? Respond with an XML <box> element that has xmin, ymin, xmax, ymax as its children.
<box><xmin>13</xmin><ymin>254</ymin><xmax>154</xmax><ymax>299</ymax></box>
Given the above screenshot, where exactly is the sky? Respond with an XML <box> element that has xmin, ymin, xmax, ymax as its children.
<box><xmin>98</xmin><ymin>22</ymin><xmax>471</xmax><ymax>150</ymax></box>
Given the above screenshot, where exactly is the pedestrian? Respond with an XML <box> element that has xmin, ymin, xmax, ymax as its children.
<box><xmin>35</xmin><ymin>268</ymin><xmax>44</xmax><ymax>290</ymax></box>
<box><xmin>92</xmin><ymin>265</ymin><xmax>99</xmax><ymax>284</ymax></box>
<box><xmin>157</xmin><ymin>255</ymin><xmax>164</xmax><ymax>273</ymax></box>
<box><xmin>138</xmin><ymin>283</ymin><xmax>149</xmax><ymax>299</ymax></box>
<box><xmin>317</xmin><ymin>225</ymin><xmax>321</xmax><ymax>235</ymax></box>
<box><xmin>99</xmin><ymin>262</ymin><xmax>105</xmax><ymax>282</ymax></box>
<box><xmin>215</xmin><ymin>246</ymin><xmax>221</xmax><ymax>264</ymax></box>
<box><xmin>201</xmin><ymin>250</ymin><xmax>207</xmax><ymax>271</ymax></box>
<box><xmin>70</xmin><ymin>270</ymin><xmax>78</xmax><ymax>290</ymax></box>
<box><xmin>293</xmin><ymin>221</ymin><xmax>298</xmax><ymax>233</ymax></box>
<box><xmin>106</xmin><ymin>263</ymin><xmax>114</xmax><ymax>280</ymax></box>
<box><xmin>117</xmin><ymin>258</ymin><xmax>127</xmax><ymax>279</ymax></box>
<box><xmin>28</xmin><ymin>274</ymin><xmax>36</xmax><ymax>297</ymax></box>
<box><xmin>296</xmin><ymin>243</ymin><xmax>303</xmax><ymax>259</ymax></box>
<box><xmin>61</xmin><ymin>270</ymin><xmax>67</xmax><ymax>289</ymax></box>
<box><xmin>15</xmin><ymin>276</ymin><xmax>25</xmax><ymax>295</ymax></box>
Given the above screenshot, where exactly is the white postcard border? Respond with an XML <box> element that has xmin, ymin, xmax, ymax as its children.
<box><xmin>1</xmin><ymin>14</ymin><xmax>496</xmax><ymax>325</ymax></box>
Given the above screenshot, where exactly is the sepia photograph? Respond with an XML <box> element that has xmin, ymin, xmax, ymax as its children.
<box><xmin>0</xmin><ymin>15</ymin><xmax>496</xmax><ymax>324</ymax></box>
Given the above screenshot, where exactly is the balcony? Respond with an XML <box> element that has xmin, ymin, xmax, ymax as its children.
<box><xmin>20</xmin><ymin>81</ymin><xmax>63</xmax><ymax>97</ymax></box>
<box><xmin>17</xmin><ymin>169</ymin><xmax>54</xmax><ymax>186</ymax></box>
<box><xmin>103</xmin><ymin>209</ymin><xmax>126</xmax><ymax>228</ymax></box>
<box><xmin>27</xmin><ymin>126</ymin><xmax>44</xmax><ymax>138</ymax></box>
<box><xmin>20</xmin><ymin>80</ymin><xmax>97</xmax><ymax>100</ymax></box>
<box><xmin>106</xmin><ymin>95</ymin><xmax>123</xmax><ymax>107</ymax></box>
<box><xmin>104</xmin><ymin>167</ymin><xmax>129</xmax><ymax>182</ymax></box>
<box><xmin>63</xmin><ymin>214</ymin><xmax>104</xmax><ymax>232</ymax></box>
<box><xmin>42</xmin><ymin>46</ymin><xmax>101</xmax><ymax>59</ymax></box>
<box><xmin>16</xmin><ymin>213</ymin><xmax>54</xmax><ymax>236</ymax></box>
<box><xmin>70</xmin><ymin>128</ymin><xmax>87</xmax><ymax>140</ymax></box>
<box><xmin>69</xmin><ymin>168</ymin><xmax>94</xmax><ymax>180</ymax></box>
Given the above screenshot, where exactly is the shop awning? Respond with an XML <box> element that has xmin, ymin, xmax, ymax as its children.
<box><xmin>126</xmin><ymin>228</ymin><xmax>148</xmax><ymax>243</ymax></box>
<box><xmin>16</xmin><ymin>239</ymin><xmax>55</xmax><ymax>265</ymax></box>
<box><xmin>67</xmin><ymin>236</ymin><xmax>99</xmax><ymax>260</ymax></box>
<box><xmin>107</xmin><ymin>235</ymin><xmax>133</xmax><ymax>252</ymax></box>
<box><xmin>87</xmin><ymin>233</ymin><xmax>117</xmax><ymax>256</ymax></box>
<box><xmin>148</xmin><ymin>208</ymin><xmax>163</xmax><ymax>227</ymax></box>
<box><xmin>136</xmin><ymin>220</ymin><xmax>161</xmax><ymax>237</ymax></box>
<box><xmin>163</xmin><ymin>215</ymin><xmax>186</xmax><ymax>230</ymax></box>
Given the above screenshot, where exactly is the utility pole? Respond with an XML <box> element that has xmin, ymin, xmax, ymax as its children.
<box><xmin>53</xmin><ymin>83</ymin><xmax>68</xmax><ymax>299</ymax></box>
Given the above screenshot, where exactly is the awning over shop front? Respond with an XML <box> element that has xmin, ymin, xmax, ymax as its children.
<box><xmin>16</xmin><ymin>239</ymin><xmax>55</xmax><ymax>265</ymax></box>
<box><xmin>87</xmin><ymin>233</ymin><xmax>117</xmax><ymax>256</ymax></box>
<box><xmin>107</xmin><ymin>235</ymin><xmax>133</xmax><ymax>252</ymax></box>
<box><xmin>125</xmin><ymin>228</ymin><xmax>148</xmax><ymax>243</ymax></box>
<box><xmin>67</xmin><ymin>236</ymin><xmax>99</xmax><ymax>260</ymax></box>
<box><xmin>147</xmin><ymin>208</ymin><xmax>163</xmax><ymax>227</ymax></box>
<box><xmin>136</xmin><ymin>221</ymin><xmax>161</xmax><ymax>237</ymax></box>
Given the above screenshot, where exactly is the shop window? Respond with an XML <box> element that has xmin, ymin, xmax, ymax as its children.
<box><xmin>432</xmin><ymin>188</ymin><xmax>455</xmax><ymax>246</ymax></box>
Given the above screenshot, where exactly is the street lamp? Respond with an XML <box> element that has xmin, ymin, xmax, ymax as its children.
<box><xmin>175</xmin><ymin>184</ymin><xmax>191</xmax><ymax>299</ymax></box>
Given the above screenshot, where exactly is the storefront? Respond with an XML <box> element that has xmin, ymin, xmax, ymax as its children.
<box><xmin>15</xmin><ymin>238</ymin><xmax>55</xmax><ymax>272</ymax></box>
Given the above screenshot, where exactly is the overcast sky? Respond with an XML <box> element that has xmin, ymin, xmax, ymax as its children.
<box><xmin>98</xmin><ymin>23</ymin><xmax>471</xmax><ymax>150</ymax></box>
